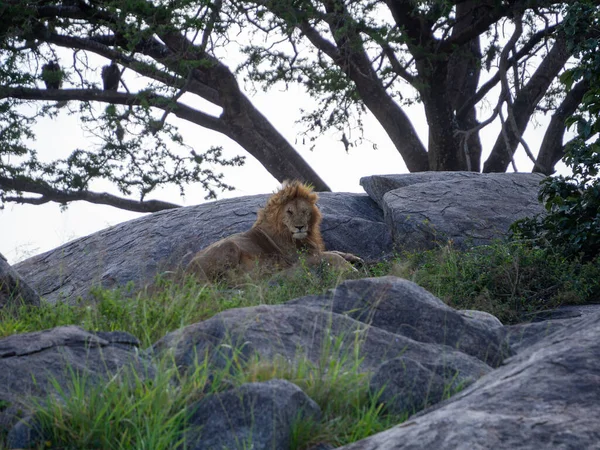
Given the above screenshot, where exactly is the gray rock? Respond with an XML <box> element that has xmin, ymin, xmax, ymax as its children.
<box><xmin>288</xmin><ymin>277</ymin><xmax>510</xmax><ymax>366</ymax></box>
<box><xmin>0</xmin><ymin>326</ymin><xmax>153</xmax><ymax>434</ymax></box>
<box><xmin>527</xmin><ymin>303</ymin><xmax>600</xmax><ymax>321</ymax></box>
<box><xmin>0</xmin><ymin>257</ymin><xmax>40</xmax><ymax>309</ymax></box>
<box><xmin>365</xmin><ymin>172</ymin><xmax>544</xmax><ymax>251</ymax></box>
<box><xmin>152</xmin><ymin>303</ymin><xmax>491</xmax><ymax>378</ymax></box>
<box><xmin>14</xmin><ymin>193</ymin><xmax>391</xmax><ymax>305</ymax></box>
<box><xmin>504</xmin><ymin>318</ymin><xmax>580</xmax><ymax>354</ymax></box>
<box><xmin>6</xmin><ymin>415</ymin><xmax>43</xmax><ymax>450</ymax></box>
<box><xmin>370</xmin><ymin>355</ymin><xmax>479</xmax><ymax>416</ymax></box>
<box><xmin>337</xmin><ymin>312</ymin><xmax>600</xmax><ymax>450</ymax></box>
<box><xmin>458</xmin><ymin>309</ymin><xmax>504</xmax><ymax>329</ymax></box>
<box><xmin>361</xmin><ymin>173</ymin><xmax>485</xmax><ymax>209</ymax></box>
<box><xmin>186</xmin><ymin>379</ymin><xmax>321</xmax><ymax>450</ymax></box>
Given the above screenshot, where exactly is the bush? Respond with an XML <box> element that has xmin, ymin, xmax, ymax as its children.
<box><xmin>384</xmin><ymin>241</ymin><xmax>600</xmax><ymax>324</ymax></box>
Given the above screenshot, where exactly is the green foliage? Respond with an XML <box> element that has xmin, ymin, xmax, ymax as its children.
<box><xmin>0</xmin><ymin>0</ymin><xmax>245</xmax><ymax>209</ymax></box>
<box><xmin>511</xmin><ymin>1</ymin><xmax>600</xmax><ymax>261</ymax></box>
<box><xmin>383</xmin><ymin>241</ymin><xmax>600</xmax><ymax>324</ymax></box>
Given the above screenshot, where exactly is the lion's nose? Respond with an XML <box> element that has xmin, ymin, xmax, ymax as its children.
<box><xmin>295</xmin><ymin>225</ymin><xmax>305</xmax><ymax>232</ymax></box>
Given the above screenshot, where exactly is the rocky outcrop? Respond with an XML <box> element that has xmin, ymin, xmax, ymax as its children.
<box><xmin>338</xmin><ymin>311</ymin><xmax>600</xmax><ymax>450</ymax></box>
<box><xmin>289</xmin><ymin>277</ymin><xmax>510</xmax><ymax>367</ymax></box>
<box><xmin>0</xmin><ymin>257</ymin><xmax>40</xmax><ymax>309</ymax></box>
<box><xmin>14</xmin><ymin>193</ymin><xmax>391</xmax><ymax>305</ymax></box>
<box><xmin>0</xmin><ymin>326</ymin><xmax>152</xmax><ymax>433</ymax></box>
<box><xmin>13</xmin><ymin>173</ymin><xmax>545</xmax><ymax>304</ymax></box>
<box><xmin>360</xmin><ymin>172</ymin><xmax>545</xmax><ymax>251</ymax></box>
<box><xmin>185</xmin><ymin>379</ymin><xmax>321</xmax><ymax>450</ymax></box>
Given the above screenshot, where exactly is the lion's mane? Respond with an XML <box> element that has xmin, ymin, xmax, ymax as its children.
<box><xmin>253</xmin><ymin>180</ymin><xmax>325</xmax><ymax>253</ymax></box>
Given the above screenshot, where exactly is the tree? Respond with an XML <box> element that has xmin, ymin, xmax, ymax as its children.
<box><xmin>234</xmin><ymin>0</ymin><xmax>594</xmax><ymax>173</ymax></box>
<box><xmin>0</xmin><ymin>0</ymin><xmax>329</xmax><ymax>213</ymax></box>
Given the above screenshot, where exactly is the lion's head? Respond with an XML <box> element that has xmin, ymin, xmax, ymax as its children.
<box><xmin>253</xmin><ymin>180</ymin><xmax>324</xmax><ymax>252</ymax></box>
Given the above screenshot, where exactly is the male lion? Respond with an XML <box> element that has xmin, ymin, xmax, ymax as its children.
<box><xmin>186</xmin><ymin>181</ymin><xmax>361</xmax><ymax>282</ymax></box>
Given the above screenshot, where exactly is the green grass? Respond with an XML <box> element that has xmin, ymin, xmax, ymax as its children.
<box><xmin>1</xmin><ymin>241</ymin><xmax>599</xmax><ymax>448</ymax></box>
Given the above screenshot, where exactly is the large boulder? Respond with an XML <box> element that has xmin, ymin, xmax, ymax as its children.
<box><xmin>337</xmin><ymin>311</ymin><xmax>600</xmax><ymax>450</ymax></box>
<box><xmin>289</xmin><ymin>277</ymin><xmax>511</xmax><ymax>367</ymax></box>
<box><xmin>152</xmin><ymin>301</ymin><xmax>491</xmax><ymax>393</ymax></box>
<box><xmin>361</xmin><ymin>172</ymin><xmax>545</xmax><ymax>251</ymax></box>
<box><xmin>0</xmin><ymin>326</ymin><xmax>152</xmax><ymax>434</ymax></box>
<box><xmin>14</xmin><ymin>193</ymin><xmax>391</xmax><ymax>304</ymax></box>
<box><xmin>185</xmin><ymin>379</ymin><xmax>321</xmax><ymax>450</ymax></box>
<box><xmin>0</xmin><ymin>256</ymin><xmax>40</xmax><ymax>309</ymax></box>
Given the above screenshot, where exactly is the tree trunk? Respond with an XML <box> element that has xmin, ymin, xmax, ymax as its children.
<box><xmin>316</xmin><ymin>0</ymin><xmax>429</xmax><ymax>172</ymax></box>
<box><xmin>160</xmin><ymin>33</ymin><xmax>331</xmax><ymax>191</ymax></box>
<box><xmin>420</xmin><ymin>63</ymin><xmax>467</xmax><ymax>171</ymax></box>
<box><xmin>535</xmin><ymin>79</ymin><xmax>589</xmax><ymax>175</ymax></box>
<box><xmin>356</xmin><ymin>86</ymin><xmax>429</xmax><ymax>172</ymax></box>
<box><xmin>447</xmin><ymin>0</ymin><xmax>484</xmax><ymax>172</ymax></box>
<box><xmin>223</xmin><ymin>95</ymin><xmax>330</xmax><ymax>190</ymax></box>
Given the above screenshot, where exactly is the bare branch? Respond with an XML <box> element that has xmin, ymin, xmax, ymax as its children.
<box><xmin>0</xmin><ymin>86</ymin><xmax>229</xmax><ymax>135</ymax></box>
<box><xmin>1</xmin><ymin>176</ymin><xmax>180</xmax><ymax>213</ymax></box>
<box><xmin>457</xmin><ymin>22</ymin><xmax>560</xmax><ymax>119</ymax></box>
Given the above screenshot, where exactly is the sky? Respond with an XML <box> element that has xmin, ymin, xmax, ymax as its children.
<box><xmin>0</xmin><ymin>42</ymin><xmax>565</xmax><ymax>265</ymax></box>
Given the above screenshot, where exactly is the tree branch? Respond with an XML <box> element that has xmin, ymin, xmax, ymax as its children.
<box><xmin>384</xmin><ymin>0</ymin><xmax>434</xmax><ymax>51</ymax></box>
<box><xmin>0</xmin><ymin>86</ymin><xmax>229</xmax><ymax>135</ymax></box>
<box><xmin>457</xmin><ymin>22</ymin><xmax>560</xmax><ymax>120</ymax></box>
<box><xmin>484</xmin><ymin>31</ymin><xmax>571</xmax><ymax>172</ymax></box>
<box><xmin>0</xmin><ymin>176</ymin><xmax>180</xmax><ymax>213</ymax></box>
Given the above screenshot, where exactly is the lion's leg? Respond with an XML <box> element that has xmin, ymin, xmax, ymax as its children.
<box><xmin>303</xmin><ymin>252</ymin><xmax>358</xmax><ymax>272</ymax></box>
<box><xmin>323</xmin><ymin>250</ymin><xmax>364</xmax><ymax>265</ymax></box>
<box><xmin>186</xmin><ymin>240</ymin><xmax>243</xmax><ymax>282</ymax></box>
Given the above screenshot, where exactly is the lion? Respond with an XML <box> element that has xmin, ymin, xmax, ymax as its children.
<box><xmin>186</xmin><ymin>181</ymin><xmax>362</xmax><ymax>282</ymax></box>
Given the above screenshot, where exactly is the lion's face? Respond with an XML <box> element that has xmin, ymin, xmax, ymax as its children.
<box><xmin>282</xmin><ymin>198</ymin><xmax>314</xmax><ymax>240</ymax></box>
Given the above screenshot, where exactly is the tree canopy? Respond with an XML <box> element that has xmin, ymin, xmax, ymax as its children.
<box><xmin>0</xmin><ymin>0</ymin><xmax>597</xmax><ymax>212</ymax></box>
<box><xmin>236</xmin><ymin>0</ymin><xmax>596</xmax><ymax>173</ymax></box>
<box><xmin>0</xmin><ymin>0</ymin><xmax>328</xmax><ymax>212</ymax></box>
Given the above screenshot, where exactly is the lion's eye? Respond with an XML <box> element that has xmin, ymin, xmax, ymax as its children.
<box><xmin>286</xmin><ymin>210</ymin><xmax>293</xmax><ymax>215</ymax></box>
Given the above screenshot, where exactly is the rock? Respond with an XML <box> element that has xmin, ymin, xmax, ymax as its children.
<box><xmin>362</xmin><ymin>172</ymin><xmax>545</xmax><ymax>251</ymax></box>
<box><xmin>370</xmin><ymin>356</ymin><xmax>479</xmax><ymax>416</ymax></box>
<box><xmin>185</xmin><ymin>379</ymin><xmax>321</xmax><ymax>450</ymax></box>
<box><xmin>6</xmin><ymin>415</ymin><xmax>43</xmax><ymax>450</ymax></box>
<box><xmin>152</xmin><ymin>302</ymin><xmax>491</xmax><ymax>378</ymax></box>
<box><xmin>0</xmin><ymin>257</ymin><xmax>40</xmax><ymax>309</ymax></box>
<box><xmin>458</xmin><ymin>309</ymin><xmax>504</xmax><ymax>329</ymax></box>
<box><xmin>360</xmin><ymin>173</ymin><xmax>485</xmax><ymax>209</ymax></box>
<box><xmin>0</xmin><ymin>326</ymin><xmax>153</xmax><ymax>434</ymax></box>
<box><xmin>526</xmin><ymin>303</ymin><xmax>600</xmax><ymax>321</ymax></box>
<box><xmin>14</xmin><ymin>193</ymin><xmax>391</xmax><ymax>305</ymax></box>
<box><xmin>288</xmin><ymin>277</ymin><xmax>510</xmax><ymax>366</ymax></box>
<box><xmin>337</xmin><ymin>312</ymin><xmax>600</xmax><ymax>450</ymax></box>
<box><xmin>504</xmin><ymin>318</ymin><xmax>580</xmax><ymax>354</ymax></box>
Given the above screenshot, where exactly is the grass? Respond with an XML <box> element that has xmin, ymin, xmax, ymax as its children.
<box><xmin>1</xmin><ymin>240</ymin><xmax>599</xmax><ymax>448</ymax></box>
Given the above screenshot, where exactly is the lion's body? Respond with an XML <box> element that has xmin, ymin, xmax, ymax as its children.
<box><xmin>186</xmin><ymin>181</ymin><xmax>359</xmax><ymax>282</ymax></box>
